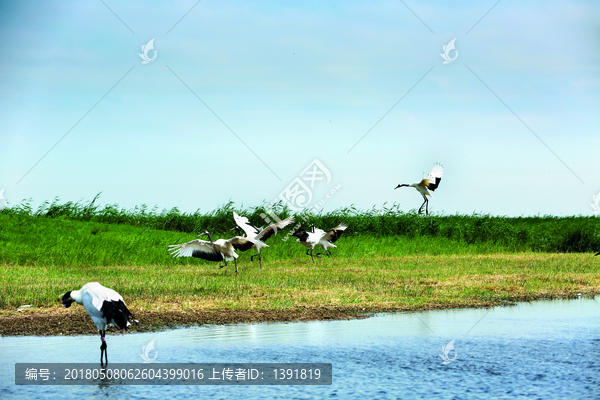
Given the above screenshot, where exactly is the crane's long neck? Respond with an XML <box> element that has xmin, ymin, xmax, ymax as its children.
<box><xmin>61</xmin><ymin>289</ymin><xmax>84</xmax><ymax>308</ymax></box>
<box><xmin>205</xmin><ymin>232</ymin><xmax>213</xmax><ymax>242</ymax></box>
<box><xmin>71</xmin><ymin>290</ymin><xmax>83</xmax><ymax>304</ymax></box>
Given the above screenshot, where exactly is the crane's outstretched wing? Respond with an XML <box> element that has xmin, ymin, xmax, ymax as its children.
<box><xmin>168</xmin><ymin>239</ymin><xmax>223</xmax><ymax>261</ymax></box>
<box><xmin>307</xmin><ymin>230</ymin><xmax>328</xmax><ymax>244</ymax></box>
<box><xmin>312</xmin><ymin>227</ymin><xmax>326</xmax><ymax>236</ymax></box>
<box><xmin>233</xmin><ymin>211</ymin><xmax>260</xmax><ymax>237</ymax></box>
<box><xmin>256</xmin><ymin>215</ymin><xmax>295</xmax><ymax>242</ymax></box>
<box><xmin>322</xmin><ymin>224</ymin><xmax>348</xmax><ymax>243</ymax></box>
<box><xmin>424</xmin><ymin>163</ymin><xmax>444</xmax><ymax>191</ymax></box>
<box><xmin>228</xmin><ymin>236</ymin><xmax>257</xmax><ymax>252</ymax></box>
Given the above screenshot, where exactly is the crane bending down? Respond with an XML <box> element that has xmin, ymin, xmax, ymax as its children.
<box><xmin>232</xmin><ymin>212</ymin><xmax>295</xmax><ymax>268</ymax></box>
<box><xmin>168</xmin><ymin>231</ymin><xmax>255</xmax><ymax>273</ymax></box>
<box><xmin>395</xmin><ymin>163</ymin><xmax>444</xmax><ymax>216</ymax></box>
<box><xmin>61</xmin><ymin>282</ymin><xmax>138</xmax><ymax>366</ymax></box>
<box><xmin>310</xmin><ymin>223</ymin><xmax>348</xmax><ymax>257</ymax></box>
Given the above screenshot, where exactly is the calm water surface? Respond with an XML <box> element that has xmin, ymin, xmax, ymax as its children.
<box><xmin>1</xmin><ymin>297</ymin><xmax>599</xmax><ymax>399</ymax></box>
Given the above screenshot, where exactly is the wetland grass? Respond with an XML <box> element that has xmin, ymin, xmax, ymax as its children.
<box><xmin>1</xmin><ymin>197</ymin><xmax>599</xmax><ymax>334</ymax></box>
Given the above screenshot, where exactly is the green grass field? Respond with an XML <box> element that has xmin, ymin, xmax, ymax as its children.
<box><xmin>1</xmin><ymin>198</ymin><xmax>599</xmax><ymax>316</ymax></box>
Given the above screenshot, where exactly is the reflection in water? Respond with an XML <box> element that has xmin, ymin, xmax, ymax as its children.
<box><xmin>97</xmin><ymin>367</ymin><xmax>120</xmax><ymax>391</ymax></box>
<box><xmin>1</xmin><ymin>297</ymin><xmax>599</xmax><ymax>399</ymax></box>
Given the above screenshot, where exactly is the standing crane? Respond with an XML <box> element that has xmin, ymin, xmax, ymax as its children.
<box><xmin>232</xmin><ymin>212</ymin><xmax>295</xmax><ymax>267</ymax></box>
<box><xmin>395</xmin><ymin>163</ymin><xmax>444</xmax><ymax>216</ymax></box>
<box><xmin>168</xmin><ymin>231</ymin><xmax>255</xmax><ymax>273</ymax></box>
<box><xmin>60</xmin><ymin>282</ymin><xmax>138</xmax><ymax>365</ymax></box>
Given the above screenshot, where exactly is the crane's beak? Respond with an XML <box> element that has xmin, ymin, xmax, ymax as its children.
<box><xmin>60</xmin><ymin>293</ymin><xmax>74</xmax><ymax>308</ymax></box>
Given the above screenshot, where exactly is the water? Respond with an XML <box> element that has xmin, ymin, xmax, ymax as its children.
<box><xmin>1</xmin><ymin>297</ymin><xmax>599</xmax><ymax>399</ymax></box>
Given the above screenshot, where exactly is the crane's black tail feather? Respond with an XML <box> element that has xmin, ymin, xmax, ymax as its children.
<box><xmin>101</xmin><ymin>300</ymin><xmax>137</xmax><ymax>329</ymax></box>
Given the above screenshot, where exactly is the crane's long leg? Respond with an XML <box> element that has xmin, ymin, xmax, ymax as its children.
<box><xmin>316</xmin><ymin>248</ymin><xmax>332</xmax><ymax>257</ymax></box>
<box><xmin>219</xmin><ymin>260</ymin><xmax>228</xmax><ymax>269</ymax></box>
<box><xmin>100</xmin><ymin>331</ymin><xmax>107</xmax><ymax>366</ymax></box>
<box><xmin>251</xmin><ymin>252</ymin><xmax>262</xmax><ymax>268</ymax></box>
<box><xmin>104</xmin><ymin>332</ymin><xmax>108</xmax><ymax>365</ymax></box>
<box><xmin>425</xmin><ymin>198</ymin><xmax>429</xmax><ymax>216</ymax></box>
<box><xmin>305</xmin><ymin>248</ymin><xmax>321</xmax><ymax>261</ymax></box>
<box><xmin>234</xmin><ymin>258</ymin><xmax>238</xmax><ymax>274</ymax></box>
<box><xmin>418</xmin><ymin>196</ymin><xmax>427</xmax><ymax>214</ymax></box>
<box><xmin>311</xmin><ymin>249</ymin><xmax>322</xmax><ymax>261</ymax></box>
<box><xmin>316</xmin><ymin>245</ymin><xmax>325</xmax><ymax>257</ymax></box>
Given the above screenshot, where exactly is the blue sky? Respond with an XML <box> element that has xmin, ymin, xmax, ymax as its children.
<box><xmin>0</xmin><ymin>0</ymin><xmax>599</xmax><ymax>216</ymax></box>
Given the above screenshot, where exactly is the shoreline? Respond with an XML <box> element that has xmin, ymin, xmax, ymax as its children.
<box><xmin>2</xmin><ymin>292</ymin><xmax>596</xmax><ymax>336</ymax></box>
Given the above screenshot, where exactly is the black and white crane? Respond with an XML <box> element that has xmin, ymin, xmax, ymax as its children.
<box><xmin>232</xmin><ymin>211</ymin><xmax>295</xmax><ymax>267</ymax></box>
<box><xmin>168</xmin><ymin>231</ymin><xmax>255</xmax><ymax>273</ymax></box>
<box><xmin>60</xmin><ymin>282</ymin><xmax>138</xmax><ymax>366</ymax></box>
<box><xmin>395</xmin><ymin>163</ymin><xmax>444</xmax><ymax>216</ymax></box>
<box><xmin>292</xmin><ymin>224</ymin><xmax>347</xmax><ymax>262</ymax></box>
<box><xmin>292</xmin><ymin>226</ymin><xmax>328</xmax><ymax>262</ymax></box>
<box><xmin>309</xmin><ymin>223</ymin><xmax>348</xmax><ymax>257</ymax></box>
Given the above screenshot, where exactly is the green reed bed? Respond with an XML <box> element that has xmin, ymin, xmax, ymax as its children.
<box><xmin>2</xmin><ymin>195</ymin><xmax>599</xmax><ymax>252</ymax></box>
